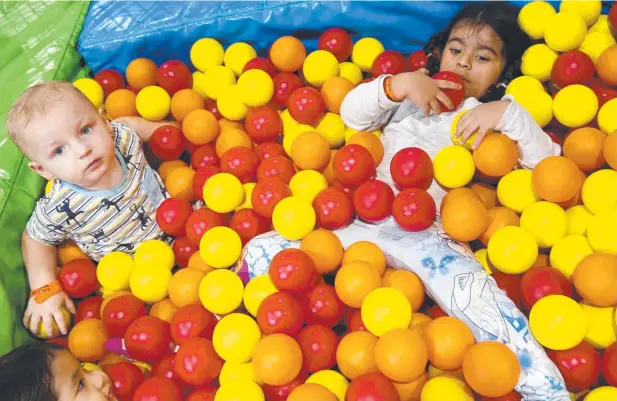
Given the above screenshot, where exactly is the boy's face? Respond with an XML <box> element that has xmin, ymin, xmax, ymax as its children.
<box><xmin>23</xmin><ymin>94</ymin><xmax>116</xmax><ymax>190</ymax></box>
<box><xmin>439</xmin><ymin>23</ymin><xmax>506</xmax><ymax>99</ymax></box>
<box><xmin>52</xmin><ymin>350</ymin><xmax>116</xmax><ymax>401</ymax></box>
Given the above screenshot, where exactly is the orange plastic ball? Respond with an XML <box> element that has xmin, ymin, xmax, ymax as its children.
<box><xmin>149</xmin><ymin>298</ymin><xmax>178</xmax><ymax>323</ymax></box>
<box><xmin>462</xmin><ymin>342</ymin><xmax>520</xmax><ymax>398</ymax></box>
<box><xmin>423</xmin><ymin>317</ymin><xmax>476</xmax><ymax>371</ymax></box>
<box><xmin>480</xmin><ymin>207</ymin><xmax>521</xmax><ymax>246</ymax></box>
<box><xmin>573</xmin><ymin>252</ymin><xmax>617</xmax><ymax>307</ymax></box>
<box><xmin>252</xmin><ymin>333</ymin><xmax>303</xmax><ymax>386</ymax></box>
<box><xmin>182</xmin><ymin>109</ymin><xmax>220</xmax><ymax>145</ymax></box>
<box><xmin>288</xmin><ymin>384</ymin><xmax>338</xmax><ymax>401</ymax></box>
<box><xmin>532</xmin><ymin>156</ymin><xmax>583</xmax><ymax>203</ymax></box>
<box><xmin>57</xmin><ymin>240</ymin><xmax>89</xmax><ymax>265</ymax></box>
<box><xmin>342</xmin><ymin>241</ymin><xmax>387</xmax><ymax>276</ymax></box>
<box><xmin>597</xmin><ymin>45</ymin><xmax>617</xmax><ymax>86</ymax></box>
<box><xmin>382</xmin><ymin>270</ymin><xmax>425</xmax><ymax>312</ymax></box>
<box><xmin>563</xmin><ymin>127</ymin><xmax>607</xmax><ymax>172</ymax></box>
<box><xmin>603</xmin><ymin>131</ymin><xmax>617</xmax><ymax>170</ymax></box>
<box><xmin>469</xmin><ymin>182</ymin><xmax>498</xmax><ymax>209</ymax></box>
<box><xmin>336</xmin><ymin>331</ymin><xmax>378</xmax><ymax>380</ymax></box>
<box><xmin>164</xmin><ymin>166</ymin><xmax>196</xmax><ymax>201</ymax></box>
<box><xmin>300</xmin><ymin>229</ymin><xmax>344</xmax><ymax>275</ymax></box>
<box><xmin>215</xmin><ymin>129</ymin><xmax>253</xmax><ymax>158</ymax></box>
<box><xmin>168</xmin><ymin>267</ymin><xmax>205</xmax><ymax>308</ymax></box>
<box><xmin>375</xmin><ymin>328</ymin><xmax>428</xmax><ymax>383</ymax></box>
<box><xmin>335</xmin><ymin>261</ymin><xmax>382</xmax><ymax>308</ymax></box>
<box><xmin>321</xmin><ymin>76</ymin><xmax>355</xmax><ymax>114</ymax></box>
<box><xmin>347</xmin><ymin>131</ymin><xmax>385</xmax><ymax>166</ymax></box>
<box><xmin>291</xmin><ymin>131</ymin><xmax>331</xmax><ymax>171</ymax></box>
<box><xmin>441</xmin><ymin>193</ymin><xmax>488</xmax><ymax>242</ymax></box>
<box><xmin>171</xmin><ymin>89</ymin><xmax>206</xmax><ymax>122</ymax></box>
<box><xmin>439</xmin><ymin>187</ymin><xmax>480</xmax><ymax>215</ymax></box>
<box><xmin>269</xmin><ymin>36</ymin><xmax>306</xmax><ymax>72</ymax></box>
<box><xmin>68</xmin><ymin>319</ymin><xmax>109</xmax><ymax>362</ymax></box>
<box><xmin>105</xmin><ymin>89</ymin><xmax>139</xmax><ymax>120</ymax></box>
<box><xmin>126</xmin><ymin>58</ymin><xmax>157</xmax><ymax>90</ymax></box>
<box><xmin>472</xmin><ymin>134</ymin><xmax>519</xmax><ymax>177</ymax></box>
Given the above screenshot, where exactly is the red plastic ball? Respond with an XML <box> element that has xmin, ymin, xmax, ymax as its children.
<box><xmin>95</xmin><ymin>69</ymin><xmax>125</xmax><ymax>98</ymax></box>
<box><xmin>548</xmin><ymin>341</ymin><xmax>600</xmax><ymax>392</ymax></box>
<box><xmin>185</xmin><ymin>207</ymin><xmax>226</xmax><ymax>246</ymax></box>
<box><xmin>491</xmin><ymin>272</ymin><xmax>523</xmax><ymax>310</ymax></box>
<box><xmin>390</xmin><ymin>147</ymin><xmax>434</xmax><ymax>190</ymax></box>
<box><xmin>520</xmin><ymin>266</ymin><xmax>572</xmax><ymax>310</ymax></box>
<box><xmin>601</xmin><ymin>342</ymin><xmax>617</xmax><ymax>386</ymax></box>
<box><xmin>103</xmin><ymin>361</ymin><xmax>145</xmax><ymax>401</ymax></box>
<box><xmin>220</xmin><ymin>146</ymin><xmax>259</xmax><ymax>183</ymax></box>
<box><xmin>243</xmin><ymin>57</ymin><xmax>277</xmax><ymax>78</ymax></box>
<box><xmin>151</xmin><ymin>354</ymin><xmax>183</xmax><ymax>386</ymax></box>
<box><xmin>255</xmin><ymin>141</ymin><xmax>286</xmax><ymax>162</ymax></box>
<box><xmin>174</xmin><ymin>337</ymin><xmax>223</xmax><ymax>387</ymax></box>
<box><xmin>124</xmin><ymin>316</ymin><xmax>171</xmax><ymax>363</ymax></box>
<box><xmin>551</xmin><ymin>50</ymin><xmax>595</xmax><ymax>89</ymax></box>
<box><xmin>150</xmin><ymin>125</ymin><xmax>186</xmax><ymax>161</ymax></box>
<box><xmin>432</xmin><ymin>71</ymin><xmax>465</xmax><ymax>111</ymax></box>
<box><xmin>204</xmin><ymin>98</ymin><xmax>222</xmax><ymax>120</ymax></box>
<box><xmin>192</xmin><ymin>165</ymin><xmax>221</xmax><ymax>202</ymax></box>
<box><xmin>156</xmin><ymin>198</ymin><xmax>193</xmax><ymax>236</ymax></box>
<box><xmin>262</xmin><ymin>371</ymin><xmax>309</xmax><ymax>401</ymax></box>
<box><xmin>353</xmin><ymin>179</ymin><xmax>394</xmax><ymax>223</ymax></box>
<box><xmin>256</xmin><ymin>155</ymin><xmax>296</xmax><ymax>184</ymax></box>
<box><xmin>345</xmin><ymin>308</ymin><xmax>367</xmax><ymax>332</ymax></box>
<box><xmin>102</xmin><ymin>294</ymin><xmax>147</xmax><ymax>338</ymax></box>
<box><xmin>58</xmin><ymin>258</ymin><xmax>98</xmax><ymax>298</ymax></box>
<box><xmin>296</xmin><ymin>324</ymin><xmax>338</xmax><ymax>373</ymax></box>
<box><xmin>186</xmin><ymin>385</ymin><xmax>219</xmax><ymax>401</ymax></box>
<box><xmin>191</xmin><ymin>144</ymin><xmax>219</xmax><ymax>170</ymax></box>
<box><xmin>345</xmin><ymin>372</ymin><xmax>401</xmax><ymax>401</ymax></box>
<box><xmin>301</xmin><ymin>283</ymin><xmax>344</xmax><ymax>328</ymax></box>
<box><xmin>170</xmin><ymin>304</ymin><xmax>217</xmax><ymax>345</ymax></box>
<box><xmin>229</xmin><ymin>209</ymin><xmax>270</xmax><ymax>245</ymax></box>
<box><xmin>312</xmin><ymin>186</ymin><xmax>354</xmax><ymax>230</ymax></box>
<box><xmin>251</xmin><ymin>177</ymin><xmax>292</xmax><ymax>219</ymax></box>
<box><xmin>257</xmin><ymin>292</ymin><xmax>305</xmax><ymax>336</ymax></box>
<box><xmin>269</xmin><ymin>248</ymin><xmax>318</xmax><ymax>293</ymax></box>
<box><xmin>272</xmin><ymin>72</ymin><xmax>304</xmax><ymax>109</ymax></box>
<box><xmin>318</xmin><ymin>28</ymin><xmax>353</xmax><ymax>63</ymax></box>
<box><xmin>172</xmin><ymin>236</ymin><xmax>198</xmax><ymax>268</ymax></box>
<box><xmin>75</xmin><ymin>296</ymin><xmax>102</xmax><ymax>323</ymax></box>
<box><xmin>156</xmin><ymin>60</ymin><xmax>193</xmax><ymax>95</ymax></box>
<box><xmin>245</xmin><ymin>106</ymin><xmax>283</xmax><ymax>143</ymax></box>
<box><xmin>371</xmin><ymin>50</ymin><xmax>406</xmax><ymax>78</ymax></box>
<box><xmin>391</xmin><ymin>188</ymin><xmax>436</xmax><ymax>231</ymax></box>
<box><xmin>408</xmin><ymin>50</ymin><xmax>428</xmax><ymax>72</ymax></box>
<box><xmin>287</xmin><ymin>87</ymin><xmax>326</xmax><ymax>126</ymax></box>
<box><xmin>332</xmin><ymin>144</ymin><xmax>375</xmax><ymax>187</ymax></box>
<box><xmin>133</xmin><ymin>376</ymin><xmax>182</xmax><ymax>401</ymax></box>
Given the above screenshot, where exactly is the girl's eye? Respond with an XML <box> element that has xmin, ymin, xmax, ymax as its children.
<box><xmin>477</xmin><ymin>55</ymin><xmax>490</xmax><ymax>62</ymax></box>
<box><xmin>53</xmin><ymin>147</ymin><xmax>64</xmax><ymax>157</ymax></box>
<box><xmin>81</xmin><ymin>126</ymin><xmax>92</xmax><ymax>135</ymax></box>
<box><xmin>78</xmin><ymin>379</ymin><xmax>85</xmax><ymax>392</ymax></box>
<box><xmin>450</xmin><ymin>48</ymin><xmax>461</xmax><ymax>54</ymax></box>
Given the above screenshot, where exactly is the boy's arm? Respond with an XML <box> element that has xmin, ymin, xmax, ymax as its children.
<box><xmin>496</xmin><ymin>95</ymin><xmax>561</xmax><ymax>169</ymax></box>
<box><xmin>113</xmin><ymin>116</ymin><xmax>181</xmax><ymax>143</ymax></box>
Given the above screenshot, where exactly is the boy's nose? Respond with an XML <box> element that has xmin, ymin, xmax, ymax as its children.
<box><xmin>79</xmin><ymin>148</ymin><xmax>93</xmax><ymax>159</ymax></box>
<box><xmin>90</xmin><ymin>369</ymin><xmax>111</xmax><ymax>393</ymax></box>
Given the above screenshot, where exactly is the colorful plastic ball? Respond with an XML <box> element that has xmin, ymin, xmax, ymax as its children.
<box><xmin>97</xmin><ymin>252</ymin><xmax>135</xmax><ymax>291</ymax></box>
<box><xmin>598</xmin><ymin>98</ymin><xmax>617</xmax><ymax>134</ymax></box>
<box><xmin>545</xmin><ymin>11</ymin><xmax>587</xmax><ymax>52</ymax></box>
<box><xmin>566</xmin><ymin>205</ymin><xmax>593</xmax><ymax>236</ymax></box>
<box><xmin>237</xmin><ymin>69</ymin><xmax>274</xmax><ymax>107</ymax></box>
<box><xmin>73</xmin><ymin>78</ymin><xmax>104</xmax><ymax>108</ymax></box>
<box><xmin>217</xmin><ymin>84</ymin><xmax>248</xmax><ymax>121</ymax></box>
<box><xmin>213</xmin><ymin>313</ymin><xmax>261</xmax><ymax>363</ymax></box>
<box><xmin>521</xmin><ymin>44</ymin><xmax>559</xmax><ymax>82</ymax></box>
<box><xmin>351</xmin><ymin>38</ymin><xmax>385</xmax><ymax>72</ymax></box>
<box><xmin>433</xmin><ymin>146</ymin><xmax>475</xmax><ymax>189</ymax></box>
<box><xmin>339</xmin><ymin>62</ymin><xmax>363</xmax><ymax>85</ymax></box>
<box><xmin>553</xmin><ymin>84</ymin><xmax>599</xmax><ymax>128</ymax></box>
<box><xmin>579</xmin><ymin>32</ymin><xmax>616</xmax><ymax>64</ymax></box>
<box><xmin>420</xmin><ymin>376</ymin><xmax>474</xmax><ymax>401</ymax></box>
<box><xmin>130</xmin><ymin>266</ymin><xmax>172</xmax><ymax>303</ymax></box>
<box><xmin>487</xmin><ymin>226</ymin><xmax>538</xmax><ymax>274</ymax></box>
<box><xmin>272</xmin><ymin>196</ymin><xmax>316</xmax><ymax>240</ymax></box>
<box><xmin>191</xmin><ymin>38</ymin><xmax>224</xmax><ymax>72</ymax></box>
<box><xmin>560</xmin><ymin>0</ymin><xmax>602</xmax><ymax>27</ymax></box>
<box><xmin>224</xmin><ymin>42</ymin><xmax>257</xmax><ymax>77</ymax></box>
<box><xmin>550</xmin><ymin>235</ymin><xmax>594</xmax><ymax>279</ymax></box>
<box><xmin>289</xmin><ymin>170</ymin><xmax>329</xmax><ymax>204</ymax></box>
<box><xmin>215</xmin><ymin>381</ymin><xmax>265</xmax><ymax>401</ymax></box>
<box><xmin>520</xmin><ymin>201</ymin><xmax>568</xmax><ymax>248</ymax></box>
<box><xmin>305</xmin><ymin>370</ymin><xmax>349</xmax><ymax>401</ymax></box>
<box><xmin>316</xmin><ymin>112</ymin><xmax>346</xmax><ymax>148</ymax></box>
<box><xmin>68</xmin><ymin>319</ymin><xmax>109</xmax><ymax>362</ymax></box>
<box><xmin>303</xmin><ymin>50</ymin><xmax>340</xmax><ymax>87</ymax></box>
<box><xmin>135</xmin><ymin>86</ymin><xmax>171</xmax><ymax>121</ymax></box>
<box><xmin>582</xmin><ymin>169</ymin><xmax>617</xmax><ymax>213</ymax></box>
<box><xmin>252</xmin><ymin>334</ymin><xmax>303</xmax><ymax>386</ymax></box>
<box><xmin>134</xmin><ymin>239</ymin><xmax>175</xmax><ymax>271</ymax></box>
<box><xmin>199</xmin><ymin>226</ymin><xmax>242</xmax><ymax>269</ymax></box>
<box><xmin>514</xmin><ymin>89</ymin><xmax>554</xmax><ymax>128</ymax></box>
<box><xmin>529</xmin><ymin>295</ymin><xmax>587</xmax><ymax>350</ymax></box>
<box><xmin>581</xmin><ymin>304</ymin><xmax>617</xmax><ymax>349</ymax></box>
<box><xmin>202</xmin><ymin>65</ymin><xmax>236</xmax><ymax>100</ymax></box>
<box><xmin>243</xmin><ymin>275</ymin><xmax>278</xmax><ymax>317</ymax></box>
<box><xmin>199</xmin><ymin>269</ymin><xmax>244</xmax><ymax>315</ymax></box>
<box><xmin>584</xmin><ymin>387</ymin><xmax>617</xmax><ymax>401</ymax></box>
<box><xmin>517</xmin><ymin>1</ymin><xmax>557</xmax><ymax>40</ymax></box>
<box><xmin>361</xmin><ymin>287</ymin><xmax>412</xmax><ymax>337</ymax></box>
<box><xmin>586</xmin><ymin>204</ymin><xmax>617</xmax><ymax>254</ymax></box>
<box><xmin>219</xmin><ymin>361</ymin><xmax>260</xmax><ymax>385</ymax></box>
<box><xmin>497</xmin><ymin>169</ymin><xmax>541</xmax><ymax>213</ymax></box>
<box><xmin>203</xmin><ymin>173</ymin><xmax>245</xmax><ymax>213</ymax></box>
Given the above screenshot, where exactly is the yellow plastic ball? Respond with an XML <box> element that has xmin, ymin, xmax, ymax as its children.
<box><xmin>237</xmin><ymin>69</ymin><xmax>274</xmax><ymax>107</ymax></box>
<box><xmin>73</xmin><ymin>78</ymin><xmax>104</xmax><ymax>108</ymax></box>
<box><xmin>487</xmin><ymin>226</ymin><xmax>538</xmax><ymax>274</ymax></box>
<box><xmin>130</xmin><ymin>266</ymin><xmax>172</xmax><ymax>304</ymax></box>
<box><xmin>598</xmin><ymin>98</ymin><xmax>617</xmax><ymax>134</ymax></box>
<box><xmin>134</xmin><ymin>239</ymin><xmax>175</xmax><ymax>271</ymax></box>
<box><xmin>236</xmin><ymin>182</ymin><xmax>256</xmax><ymax>211</ymax></box>
<box><xmin>283</xmin><ymin>123</ymin><xmax>314</xmax><ymax>156</ymax></box>
<box><xmin>529</xmin><ymin>295</ymin><xmax>587</xmax><ymax>350</ymax></box>
<box><xmin>520</xmin><ymin>201</ymin><xmax>568</xmax><ymax>248</ymax></box>
<box><xmin>243</xmin><ymin>275</ymin><xmax>278</xmax><ymax>317</ymax></box>
<box><xmin>584</xmin><ymin>386</ymin><xmax>617</xmax><ymax>401</ymax></box>
<box><xmin>565</xmin><ymin>205</ymin><xmax>593</xmax><ymax>236</ymax></box>
<box><xmin>214</xmin><ymin>380</ymin><xmax>265</xmax><ymax>401</ymax></box>
<box><xmin>589</xmin><ymin>15</ymin><xmax>610</xmax><ymax>34</ymax></box>
<box><xmin>224</xmin><ymin>42</ymin><xmax>257</xmax><ymax>77</ymax></box>
<box><xmin>586</xmin><ymin>204</ymin><xmax>617</xmax><ymax>254</ymax></box>
<box><xmin>579</xmin><ymin>32</ymin><xmax>616</xmax><ymax>64</ymax></box>
<box><xmin>474</xmin><ymin>248</ymin><xmax>492</xmax><ymax>274</ymax></box>
<box><xmin>219</xmin><ymin>362</ymin><xmax>260</xmax><ymax>385</ymax></box>
<box><xmin>272</xmin><ymin>196</ymin><xmax>316</xmax><ymax>240</ymax></box>
<box><xmin>136</xmin><ymin>86</ymin><xmax>171</xmax><ymax>121</ymax></box>
<box><xmin>505</xmin><ymin>76</ymin><xmax>545</xmax><ymax>99</ymax></box>
<box><xmin>553</xmin><ymin>84</ymin><xmax>598</xmax><ymax>128</ymax></box>
<box><xmin>497</xmin><ymin>170</ymin><xmax>540</xmax><ymax>213</ymax></box>
<box><xmin>421</xmin><ymin>376</ymin><xmax>474</xmax><ymax>401</ymax></box>
<box><xmin>192</xmin><ymin>71</ymin><xmax>208</xmax><ymax>99</ymax></box>
<box><xmin>213</xmin><ymin>313</ymin><xmax>262</xmax><ymax>363</ymax></box>
<box><xmin>97</xmin><ymin>252</ymin><xmax>135</xmax><ymax>291</ymax></box>
<box><xmin>289</xmin><ymin>170</ymin><xmax>328</xmax><ymax>204</ymax></box>
<box><xmin>450</xmin><ymin>110</ymin><xmax>477</xmax><ymax>150</ymax></box>
<box><xmin>515</xmin><ymin>90</ymin><xmax>554</xmax><ymax>128</ymax></box>
<box><xmin>202</xmin><ymin>65</ymin><xmax>237</xmax><ymax>100</ymax></box>
<box><xmin>191</xmin><ymin>38</ymin><xmax>224</xmax><ymax>72</ymax></box>
<box><xmin>517</xmin><ymin>1</ymin><xmax>557</xmax><ymax>40</ymax></box>
<box><xmin>560</xmin><ymin>0</ymin><xmax>602</xmax><ymax>27</ymax></box>
<box><xmin>303</xmin><ymin>50</ymin><xmax>340</xmax><ymax>87</ymax></box>
<box><xmin>581</xmin><ymin>304</ymin><xmax>617</xmax><ymax>349</ymax></box>
<box><xmin>38</xmin><ymin>307</ymin><xmax>72</xmax><ymax>338</ymax></box>
<box><xmin>549</xmin><ymin>235</ymin><xmax>594</xmax><ymax>278</ymax></box>
<box><xmin>433</xmin><ymin>146</ymin><xmax>475</xmax><ymax>189</ymax></box>
<box><xmin>200</xmin><ymin>226</ymin><xmax>243</xmax><ymax>269</ymax></box>
<box><xmin>582</xmin><ymin>169</ymin><xmax>617</xmax><ymax>213</ymax></box>
<box><xmin>199</xmin><ymin>268</ymin><xmax>244</xmax><ymax>315</ymax></box>
<box><xmin>521</xmin><ymin>44</ymin><xmax>559</xmax><ymax>82</ymax></box>
<box><xmin>306</xmin><ymin>370</ymin><xmax>349</xmax><ymax>401</ymax></box>
<box><xmin>361</xmin><ymin>287</ymin><xmax>413</xmax><ymax>337</ymax></box>
<box><xmin>351</xmin><ymin>38</ymin><xmax>385</xmax><ymax>72</ymax></box>
<box><xmin>316</xmin><ymin>112</ymin><xmax>346</xmax><ymax>148</ymax></box>
<box><xmin>281</xmin><ymin>109</ymin><xmax>299</xmax><ymax>136</ymax></box>
<box><xmin>204</xmin><ymin>173</ymin><xmax>245</xmax><ymax>213</ymax></box>
<box><xmin>545</xmin><ymin>11</ymin><xmax>588</xmax><ymax>52</ymax></box>
<box><xmin>217</xmin><ymin>84</ymin><xmax>248</xmax><ymax>121</ymax></box>
<box><xmin>339</xmin><ymin>62</ymin><xmax>363</xmax><ymax>86</ymax></box>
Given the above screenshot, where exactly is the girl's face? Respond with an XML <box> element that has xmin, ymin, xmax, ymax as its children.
<box><xmin>52</xmin><ymin>350</ymin><xmax>116</xmax><ymax>401</ymax></box>
<box><xmin>439</xmin><ymin>22</ymin><xmax>506</xmax><ymax>99</ymax></box>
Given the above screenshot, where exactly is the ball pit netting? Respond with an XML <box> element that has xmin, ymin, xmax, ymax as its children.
<box><xmin>0</xmin><ymin>0</ymin><xmax>604</xmax><ymax>356</ymax></box>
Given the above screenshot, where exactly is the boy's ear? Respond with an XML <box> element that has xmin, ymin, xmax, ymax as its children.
<box><xmin>28</xmin><ymin>161</ymin><xmax>54</xmax><ymax>181</ymax></box>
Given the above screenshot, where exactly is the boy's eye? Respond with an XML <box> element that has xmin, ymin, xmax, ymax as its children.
<box><xmin>81</xmin><ymin>126</ymin><xmax>92</xmax><ymax>135</ymax></box>
<box><xmin>53</xmin><ymin>147</ymin><xmax>64</xmax><ymax>157</ymax></box>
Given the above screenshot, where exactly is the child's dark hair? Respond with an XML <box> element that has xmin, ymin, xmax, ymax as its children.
<box><xmin>0</xmin><ymin>342</ymin><xmax>63</xmax><ymax>401</ymax></box>
<box><xmin>423</xmin><ymin>2</ymin><xmax>531</xmax><ymax>102</ymax></box>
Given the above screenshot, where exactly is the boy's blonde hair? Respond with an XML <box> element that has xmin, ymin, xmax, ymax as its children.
<box><xmin>7</xmin><ymin>80</ymin><xmax>92</xmax><ymax>155</ymax></box>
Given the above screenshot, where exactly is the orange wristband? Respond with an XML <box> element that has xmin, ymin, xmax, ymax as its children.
<box><xmin>383</xmin><ymin>76</ymin><xmax>405</xmax><ymax>103</ymax></box>
<box><xmin>30</xmin><ymin>280</ymin><xmax>62</xmax><ymax>304</ymax></box>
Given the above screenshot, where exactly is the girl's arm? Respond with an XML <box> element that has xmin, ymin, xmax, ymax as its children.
<box><xmin>496</xmin><ymin>95</ymin><xmax>561</xmax><ymax>169</ymax></box>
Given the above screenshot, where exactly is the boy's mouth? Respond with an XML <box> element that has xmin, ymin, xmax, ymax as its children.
<box><xmin>86</xmin><ymin>158</ymin><xmax>102</xmax><ymax>171</ymax></box>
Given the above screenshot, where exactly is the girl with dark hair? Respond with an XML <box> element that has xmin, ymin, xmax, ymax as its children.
<box><xmin>0</xmin><ymin>343</ymin><xmax>114</xmax><ymax>401</ymax></box>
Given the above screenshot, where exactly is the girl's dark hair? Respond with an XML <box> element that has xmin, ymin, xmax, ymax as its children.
<box><xmin>423</xmin><ymin>2</ymin><xmax>531</xmax><ymax>102</ymax></box>
<box><xmin>0</xmin><ymin>342</ymin><xmax>63</xmax><ymax>401</ymax></box>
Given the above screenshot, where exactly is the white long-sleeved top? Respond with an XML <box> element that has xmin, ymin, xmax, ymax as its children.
<box><xmin>340</xmin><ymin>74</ymin><xmax>561</xmax><ymax>207</ymax></box>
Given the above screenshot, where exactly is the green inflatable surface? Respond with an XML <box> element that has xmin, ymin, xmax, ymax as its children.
<box><xmin>0</xmin><ymin>1</ymin><xmax>90</xmax><ymax>356</ymax></box>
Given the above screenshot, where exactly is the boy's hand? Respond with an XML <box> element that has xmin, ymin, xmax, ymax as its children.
<box><xmin>23</xmin><ymin>291</ymin><xmax>75</xmax><ymax>337</ymax></box>
<box><xmin>454</xmin><ymin>100</ymin><xmax>511</xmax><ymax>149</ymax></box>
<box><xmin>391</xmin><ymin>70</ymin><xmax>462</xmax><ymax>116</ymax></box>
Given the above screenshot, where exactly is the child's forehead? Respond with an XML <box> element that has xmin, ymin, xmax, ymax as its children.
<box><xmin>448</xmin><ymin>23</ymin><xmax>502</xmax><ymax>51</ymax></box>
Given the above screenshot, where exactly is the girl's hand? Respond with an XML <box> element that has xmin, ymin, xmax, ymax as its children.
<box><xmin>391</xmin><ymin>70</ymin><xmax>462</xmax><ymax>116</ymax></box>
<box><xmin>454</xmin><ymin>100</ymin><xmax>510</xmax><ymax>149</ymax></box>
